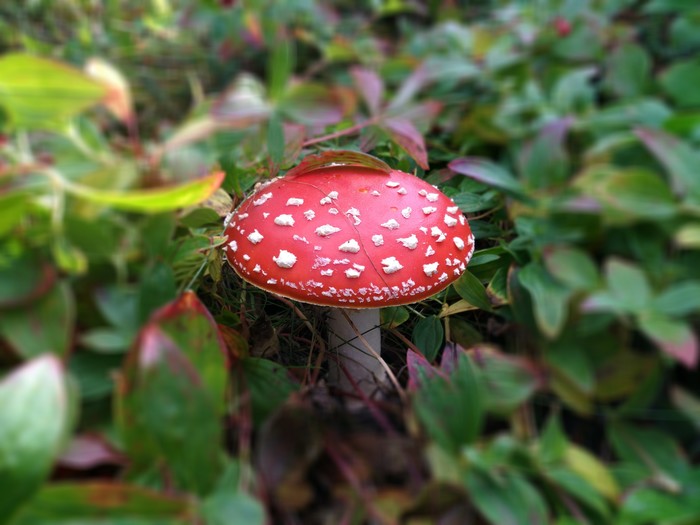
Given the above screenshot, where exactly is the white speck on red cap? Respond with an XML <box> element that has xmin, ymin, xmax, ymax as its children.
<box><xmin>253</xmin><ymin>192</ymin><xmax>273</xmax><ymax>206</ymax></box>
<box><xmin>338</xmin><ymin>239</ymin><xmax>360</xmax><ymax>253</ymax></box>
<box><xmin>303</xmin><ymin>209</ymin><xmax>315</xmax><ymax>220</ymax></box>
<box><xmin>397</xmin><ymin>234</ymin><xmax>418</xmax><ymax>250</ymax></box>
<box><xmin>381</xmin><ymin>256</ymin><xmax>403</xmax><ymax>274</ymax></box>
<box><xmin>423</xmin><ymin>262</ymin><xmax>438</xmax><ymax>276</ymax></box>
<box><xmin>453</xmin><ymin>237</ymin><xmax>465</xmax><ymax>250</ymax></box>
<box><xmin>315</xmin><ymin>224</ymin><xmax>341</xmax><ymax>237</ymax></box>
<box><xmin>274</xmin><ymin>214</ymin><xmax>295</xmax><ymax>226</ymax></box>
<box><xmin>381</xmin><ymin>219</ymin><xmax>400</xmax><ymax>230</ymax></box>
<box><xmin>286</xmin><ymin>198</ymin><xmax>304</xmax><ymax>206</ymax></box>
<box><xmin>401</xmin><ymin>207</ymin><xmax>412</xmax><ymax>219</ymax></box>
<box><xmin>372</xmin><ymin>234</ymin><xmax>384</xmax><ymax>246</ymax></box>
<box><xmin>247</xmin><ymin>230</ymin><xmax>264</xmax><ymax>244</ymax></box>
<box><xmin>273</xmin><ymin>250</ymin><xmax>297</xmax><ymax>268</ymax></box>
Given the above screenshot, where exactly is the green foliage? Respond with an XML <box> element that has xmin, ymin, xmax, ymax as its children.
<box><xmin>1</xmin><ymin>1</ymin><xmax>699</xmax><ymax>523</ymax></box>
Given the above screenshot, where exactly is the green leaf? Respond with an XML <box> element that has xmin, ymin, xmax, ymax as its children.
<box><xmin>147</xmin><ymin>291</ymin><xmax>229</xmax><ymax>413</ymax></box>
<box><xmin>412</xmin><ymin>315</ymin><xmax>444</xmax><ymax>362</ymax></box>
<box><xmin>0</xmin><ymin>53</ymin><xmax>106</xmax><ymax>130</ymax></box>
<box><xmin>547</xmin><ymin>467</ymin><xmax>611</xmax><ymax>518</ymax></box>
<box><xmin>241</xmin><ymin>357</ymin><xmax>298</xmax><ymax>426</ymax></box>
<box><xmin>539</xmin><ymin>412</ymin><xmax>568</xmax><ymax>464</ymax></box>
<box><xmin>659</xmin><ymin>59</ymin><xmax>700</xmax><ymax>108</ymax></box>
<box><xmin>671</xmin><ymin>387</ymin><xmax>700</xmax><ymax>431</ymax></box>
<box><xmin>653</xmin><ymin>280</ymin><xmax>700</xmax><ymax>316</ymax></box>
<box><xmin>0</xmin><ymin>249</ymin><xmax>55</xmax><ymax>309</ymax></box>
<box><xmin>266</xmin><ymin>112</ymin><xmax>285</xmax><ymax>165</ymax></box>
<box><xmin>473</xmin><ymin>346</ymin><xmax>538</xmax><ymax>415</ymax></box>
<box><xmin>452</xmin><ymin>270</ymin><xmax>492</xmax><ymax>311</ymax></box>
<box><xmin>449</xmin><ymin>157</ymin><xmax>528</xmax><ymax>199</ymax></box>
<box><xmin>464</xmin><ymin>467</ymin><xmax>548</xmax><ymax>525</ymax></box>
<box><xmin>518</xmin><ymin>262</ymin><xmax>571</xmax><ymax>339</ymax></box>
<box><xmin>620</xmin><ymin>486</ymin><xmax>700</xmax><ymax>525</ymax></box>
<box><xmin>413</xmin><ymin>352</ymin><xmax>483</xmax><ymax>454</ymax></box>
<box><xmin>0</xmin><ymin>356</ymin><xmax>72</xmax><ymax>520</ymax></box>
<box><xmin>201</xmin><ymin>462</ymin><xmax>266</xmax><ymax>525</ymax></box>
<box><xmin>278</xmin><ymin>83</ymin><xmax>343</xmax><ymax>126</ymax></box>
<box><xmin>116</xmin><ymin>325</ymin><xmax>223</xmax><ymax>495</ymax></box>
<box><xmin>637</xmin><ymin>128</ymin><xmax>700</xmax><ymax>198</ymax></box>
<box><xmin>605</xmin><ymin>43</ymin><xmax>651</xmax><ymax>98</ymax></box>
<box><xmin>675</xmin><ymin>223</ymin><xmax>700</xmax><ymax>248</ymax></box>
<box><xmin>268</xmin><ymin>38</ymin><xmax>294</xmax><ymax>101</ymax></box>
<box><xmin>638</xmin><ymin>313</ymin><xmax>698</xmax><ymax>367</ymax></box>
<box><xmin>518</xmin><ymin>118</ymin><xmax>571</xmax><ymax>189</ymax></box>
<box><xmin>178</xmin><ymin>207</ymin><xmax>222</xmax><ymax>228</ymax></box>
<box><xmin>545</xmin><ymin>246</ymin><xmax>599</xmax><ymax>291</ymax></box>
<box><xmin>380</xmin><ymin>306</ymin><xmax>409</xmax><ymax>329</ymax></box>
<box><xmin>10</xmin><ymin>482</ymin><xmax>193</xmax><ymax>525</ymax></box>
<box><xmin>605</xmin><ymin>259</ymin><xmax>652</xmax><ymax>313</ymax></box>
<box><xmin>63</xmin><ymin>171</ymin><xmax>225</xmax><ymax>213</ymax></box>
<box><xmin>564</xmin><ymin>444</ymin><xmax>620</xmax><ymax>501</ymax></box>
<box><xmin>575</xmin><ymin>166</ymin><xmax>678</xmax><ymax>221</ymax></box>
<box><xmin>0</xmin><ymin>281</ymin><xmax>74</xmax><ymax>359</ymax></box>
<box><xmin>0</xmin><ymin>191</ymin><xmax>30</xmax><ymax>237</ymax></box>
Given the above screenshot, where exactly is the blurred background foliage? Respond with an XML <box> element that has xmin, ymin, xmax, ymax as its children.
<box><xmin>1</xmin><ymin>0</ymin><xmax>700</xmax><ymax>523</ymax></box>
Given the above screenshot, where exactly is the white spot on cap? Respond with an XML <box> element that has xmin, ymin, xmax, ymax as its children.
<box><xmin>426</xmin><ymin>193</ymin><xmax>439</xmax><ymax>202</ymax></box>
<box><xmin>228</xmin><ymin>240</ymin><xmax>238</xmax><ymax>252</ymax></box>
<box><xmin>267</xmin><ymin>278</ymin><xmax>278</xmax><ymax>285</ymax></box>
<box><xmin>371</xmin><ymin>190</ymin><xmax>381</xmax><ymax>196</ymax></box>
<box><xmin>397</xmin><ymin>187</ymin><xmax>407</xmax><ymax>195</ymax></box>
<box><xmin>320</xmin><ymin>191</ymin><xmax>338</xmax><ymax>205</ymax></box>
<box><xmin>333</xmin><ymin>258</ymin><xmax>350</xmax><ymax>265</ymax></box>
<box><xmin>304</xmin><ymin>210</ymin><xmax>316</xmax><ymax>220</ymax></box>
<box><xmin>315</xmin><ymin>224</ymin><xmax>341</xmax><ymax>237</ymax></box>
<box><xmin>253</xmin><ymin>264</ymin><xmax>261</xmax><ymax>273</ymax></box>
<box><xmin>345</xmin><ymin>208</ymin><xmax>361</xmax><ymax>225</ymax></box>
<box><xmin>425</xmin><ymin>245</ymin><xmax>435</xmax><ymax>256</ymax></box>
<box><xmin>247</xmin><ymin>230</ymin><xmax>264</xmax><ymax>244</ymax></box>
<box><xmin>320</xmin><ymin>269</ymin><xmax>333</xmax><ymax>276</ymax></box>
<box><xmin>422</xmin><ymin>206</ymin><xmax>437</xmax><ymax>215</ymax></box>
<box><xmin>223</xmin><ymin>211</ymin><xmax>234</xmax><ymax>228</ymax></box>
<box><xmin>273</xmin><ymin>250</ymin><xmax>297</xmax><ymax>268</ymax></box>
<box><xmin>238</xmin><ymin>213</ymin><xmax>249</xmax><ymax>220</ymax></box>
<box><xmin>418</xmin><ymin>189</ymin><xmax>428</xmax><ymax>196</ymax></box>
<box><xmin>313</xmin><ymin>256</ymin><xmax>331</xmax><ymax>268</ymax></box>
<box><xmin>286</xmin><ymin>198</ymin><xmax>304</xmax><ymax>206</ymax></box>
<box><xmin>439</xmin><ymin>272</ymin><xmax>449</xmax><ymax>282</ymax></box>
<box><xmin>401</xmin><ymin>207</ymin><xmax>412</xmax><ymax>219</ymax></box>
<box><xmin>371</xmin><ymin>234</ymin><xmax>384</xmax><ymax>246</ymax></box>
<box><xmin>444</xmin><ymin>214</ymin><xmax>458</xmax><ymax>227</ymax></box>
<box><xmin>459</xmin><ymin>215</ymin><xmax>466</xmax><ymax>225</ymax></box>
<box><xmin>454</xmin><ymin>237</ymin><xmax>465</xmax><ymax>250</ymax></box>
<box><xmin>431</xmin><ymin>226</ymin><xmax>446</xmax><ymax>242</ymax></box>
<box><xmin>253</xmin><ymin>192</ymin><xmax>273</xmax><ymax>206</ymax></box>
<box><xmin>381</xmin><ymin>219</ymin><xmax>400</xmax><ymax>230</ymax></box>
<box><xmin>419</xmin><ymin>226</ymin><xmax>428</xmax><ymax>234</ymax></box>
<box><xmin>262</xmin><ymin>212</ymin><xmax>270</xmax><ymax>219</ymax></box>
<box><xmin>293</xmin><ymin>235</ymin><xmax>309</xmax><ymax>244</ymax></box>
<box><xmin>328</xmin><ymin>208</ymin><xmax>339</xmax><ymax>215</ymax></box>
<box><xmin>385</xmin><ymin>181</ymin><xmax>400</xmax><ymax>188</ymax></box>
<box><xmin>274</xmin><ymin>214</ymin><xmax>295</xmax><ymax>226</ymax></box>
<box><xmin>381</xmin><ymin>256</ymin><xmax>403</xmax><ymax>274</ymax></box>
<box><xmin>338</xmin><ymin>239</ymin><xmax>360</xmax><ymax>253</ymax></box>
<box><xmin>447</xmin><ymin>206</ymin><xmax>459</xmax><ymax>214</ymax></box>
<box><xmin>397</xmin><ymin>234</ymin><xmax>419</xmax><ymax>250</ymax></box>
<box><xmin>423</xmin><ymin>262</ymin><xmax>438</xmax><ymax>276</ymax></box>
<box><xmin>345</xmin><ymin>268</ymin><xmax>362</xmax><ymax>278</ymax></box>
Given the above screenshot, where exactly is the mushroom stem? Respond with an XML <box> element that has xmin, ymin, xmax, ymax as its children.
<box><xmin>327</xmin><ymin>308</ymin><xmax>385</xmax><ymax>394</ymax></box>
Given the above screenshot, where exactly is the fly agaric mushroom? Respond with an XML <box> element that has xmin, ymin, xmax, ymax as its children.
<box><xmin>223</xmin><ymin>151</ymin><xmax>474</xmax><ymax>393</ymax></box>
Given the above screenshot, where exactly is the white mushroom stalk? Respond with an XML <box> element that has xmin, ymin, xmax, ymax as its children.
<box><xmin>223</xmin><ymin>151</ymin><xmax>475</xmax><ymax>394</ymax></box>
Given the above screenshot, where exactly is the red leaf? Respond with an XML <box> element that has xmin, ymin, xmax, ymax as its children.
<box><xmin>350</xmin><ymin>66</ymin><xmax>384</xmax><ymax>115</ymax></box>
<box><xmin>382</xmin><ymin>117</ymin><xmax>429</xmax><ymax>169</ymax></box>
<box><xmin>58</xmin><ymin>434</ymin><xmax>124</xmax><ymax>470</ymax></box>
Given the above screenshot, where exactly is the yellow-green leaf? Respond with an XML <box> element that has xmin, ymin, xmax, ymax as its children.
<box><xmin>64</xmin><ymin>171</ymin><xmax>225</xmax><ymax>213</ymax></box>
<box><xmin>0</xmin><ymin>53</ymin><xmax>106</xmax><ymax>130</ymax></box>
<box><xmin>564</xmin><ymin>444</ymin><xmax>620</xmax><ymax>501</ymax></box>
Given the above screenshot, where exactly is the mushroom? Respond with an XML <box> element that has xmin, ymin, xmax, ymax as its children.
<box><xmin>223</xmin><ymin>151</ymin><xmax>475</xmax><ymax>394</ymax></box>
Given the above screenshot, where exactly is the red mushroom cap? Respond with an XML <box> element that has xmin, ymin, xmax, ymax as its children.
<box><xmin>224</xmin><ymin>152</ymin><xmax>475</xmax><ymax>308</ymax></box>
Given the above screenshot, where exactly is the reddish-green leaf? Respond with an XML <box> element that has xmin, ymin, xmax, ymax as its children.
<box><xmin>449</xmin><ymin>157</ymin><xmax>528</xmax><ymax>199</ymax></box>
<box><xmin>10</xmin><ymin>482</ymin><xmax>194</xmax><ymax>525</ymax></box>
<box><xmin>382</xmin><ymin>117</ymin><xmax>429</xmax><ymax>169</ymax></box>
<box><xmin>638</xmin><ymin>313</ymin><xmax>698</xmax><ymax>367</ymax></box>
